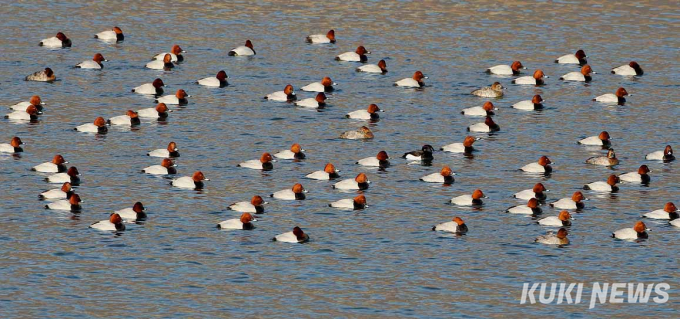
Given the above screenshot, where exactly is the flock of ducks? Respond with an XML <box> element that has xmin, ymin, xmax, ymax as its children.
<box><xmin>2</xmin><ymin>27</ymin><xmax>677</xmax><ymax>245</ymax></box>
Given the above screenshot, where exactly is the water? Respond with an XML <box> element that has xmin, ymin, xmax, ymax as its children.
<box><xmin>1</xmin><ymin>1</ymin><xmax>678</xmax><ymax>317</ymax></box>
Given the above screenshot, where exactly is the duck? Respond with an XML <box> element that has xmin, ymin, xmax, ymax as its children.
<box><xmin>356</xmin><ymin>151</ymin><xmax>390</xmax><ymax>168</ymax></box>
<box><xmin>514</xmin><ymin>183</ymin><xmax>549</xmax><ymax>201</ymax></box>
<box><xmin>560</xmin><ymin>64</ymin><xmax>594</xmax><ymax>82</ymax></box>
<box><xmin>550</xmin><ymin>191</ymin><xmax>587</xmax><ymax>210</ymax></box>
<box><xmin>238</xmin><ymin>152</ymin><xmax>275</xmax><ymax>170</ymax></box>
<box><xmin>25</xmin><ymin>68</ymin><xmax>55</xmax><ymax>82</ymax></box>
<box><xmin>450</xmin><ymin>189</ymin><xmax>486</xmax><ymax>206</ymax></box>
<box><xmin>137</xmin><ymin>103</ymin><xmax>171</xmax><ymax>119</ymax></box>
<box><xmin>357</xmin><ymin>59</ymin><xmax>387</xmax><ymax>74</ymax></box>
<box><xmin>593</xmin><ymin>87</ymin><xmax>629</xmax><ymax>105</ymax></box>
<box><xmin>507</xmin><ymin>198</ymin><xmax>542</xmax><ymax>215</ymax></box>
<box><xmin>578</xmin><ymin>131</ymin><xmax>611</xmax><ymax>146</ymax></box>
<box><xmin>172</xmin><ymin>171</ymin><xmax>209</xmax><ymax>189</ymax></box>
<box><xmin>301</xmin><ymin>77</ymin><xmax>336</xmax><ymax>92</ymax></box>
<box><xmin>94</xmin><ymin>26</ymin><xmax>124</xmax><ymax>42</ymax></box>
<box><xmin>512</xmin><ymin>95</ymin><xmax>544</xmax><ymax>110</ymax></box>
<box><xmin>612</xmin><ymin>61</ymin><xmax>643</xmax><ymax>76</ymax></box>
<box><xmin>115</xmin><ymin>202</ymin><xmax>147</xmax><ymax>221</ymax></box>
<box><xmin>9</xmin><ymin>95</ymin><xmax>44</xmax><ymax>112</ymax></box>
<box><xmin>217</xmin><ymin>213</ymin><xmax>256</xmax><ymax>230</ymax></box>
<box><xmin>642</xmin><ymin>202</ymin><xmax>678</xmax><ymax>220</ymax></box>
<box><xmin>6</xmin><ymin>105</ymin><xmax>41</xmax><ymax>121</ymax></box>
<box><xmin>294</xmin><ymin>92</ymin><xmax>327</xmax><ymax>109</ymax></box>
<box><xmin>394</xmin><ymin>71</ymin><xmax>427</xmax><ymax>87</ymax></box>
<box><xmin>432</xmin><ymin>217</ymin><xmax>468</xmax><ymax>234</ymax></box>
<box><xmin>90</xmin><ymin>213</ymin><xmax>125</xmax><ymax>231</ymax></box>
<box><xmin>132</xmin><ymin>78</ymin><xmax>165</xmax><ymax>96</ymax></box>
<box><xmin>329</xmin><ymin>194</ymin><xmax>367</xmax><ymax>210</ymax></box>
<box><xmin>340</xmin><ymin>126</ymin><xmax>374</xmax><ymax>140</ymax></box>
<box><xmin>152</xmin><ymin>45</ymin><xmax>186</xmax><ymax>62</ymax></box>
<box><xmin>520</xmin><ymin>156</ymin><xmax>553</xmax><ymax>173</ymax></box>
<box><xmin>75</xmin><ymin>117</ymin><xmax>108</xmax><ymax>134</ymax></box>
<box><xmin>197</xmin><ymin>70</ymin><xmax>228</xmax><ymax>87</ymax></box>
<box><xmin>333</xmin><ymin>173</ymin><xmax>369</xmax><ymax>190</ymax></box>
<box><xmin>142</xmin><ymin>158</ymin><xmax>177</xmax><ymax>175</ymax></box>
<box><xmin>75</xmin><ymin>53</ymin><xmax>107</xmax><ymax>69</ymax></box>
<box><xmin>45</xmin><ymin>193</ymin><xmax>82</xmax><ymax>211</ymax></box>
<box><xmin>228</xmin><ymin>40</ymin><xmax>256</xmax><ymax>56</ymax></box>
<box><xmin>148</xmin><ymin>142</ymin><xmax>179</xmax><ymax>158</ymax></box>
<box><xmin>0</xmin><ymin>136</ymin><xmax>23</xmax><ymax>153</ymax></box>
<box><xmin>584</xmin><ymin>175</ymin><xmax>620</xmax><ymax>192</ymax></box>
<box><xmin>555</xmin><ymin>49</ymin><xmax>587</xmax><ymax>65</ymax></box>
<box><xmin>264</xmin><ymin>84</ymin><xmax>296</xmax><ymax>102</ymax></box>
<box><xmin>306</xmin><ymin>163</ymin><xmax>340</xmax><ymax>180</ymax></box>
<box><xmin>46</xmin><ymin>167</ymin><xmax>80</xmax><ymax>185</ymax></box>
<box><xmin>538</xmin><ymin>211</ymin><xmax>573</xmax><ymax>227</ymax></box>
<box><xmin>402</xmin><ymin>145</ymin><xmax>435</xmax><ymax>161</ymax></box>
<box><xmin>535</xmin><ymin>228</ymin><xmax>569</xmax><ymax>245</ymax></box>
<box><xmin>471</xmin><ymin>82</ymin><xmax>504</xmax><ymax>98</ymax></box>
<box><xmin>39</xmin><ymin>182</ymin><xmax>73</xmax><ymax>200</ymax></box>
<box><xmin>645</xmin><ymin>145</ymin><xmax>674</xmax><ymax>162</ymax></box>
<box><xmin>273</xmin><ymin>226</ymin><xmax>309</xmax><ymax>243</ymax></box>
<box><xmin>441</xmin><ymin>136</ymin><xmax>480</xmax><ymax>154</ymax></box>
<box><xmin>612</xmin><ymin>221</ymin><xmax>649</xmax><ymax>240</ymax></box>
<box><xmin>271</xmin><ymin>183</ymin><xmax>306</xmax><ymax>200</ymax></box>
<box><xmin>274</xmin><ymin>144</ymin><xmax>305</xmax><ymax>160</ymax></box>
<box><xmin>512</xmin><ymin>70</ymin><xmax>547</xmax><ymax>85</ymax></box>
<box><xmin>346</xmin><ymin>104</ymin><xmax>383</xmax><ymax>120</ymax></box>
<box><xmin>486</xmin><ymin>61</ymin><xmax>525</xmax><ymax>75</ymax></box>
<box><xmin>156</xmin><ymin>89</ymin><xmax>190</xmax><ymax>105</ymax></box>
<box><xmin>306</xmin><ymin>29</ymin><xmax>335</xmax><ymax>44</ymax></box>
<box><xmin>228</xmin><ymin>196</ymin><xmax>267</xmax><ymax>214</ymax></box>
<box><xmin>145</xmin><ymin>53</ymin><xmax>174</xmax><ymax>70</ymax></box>
<box><xmin>32</xmin><ymin>155</ymin><xmax>68</xmax><ymax>173</ymax></box>
<box><xmin>39</xmin><ymin>32</ymin><xmax>72</xmax><ymax>48</ymax></box>
<box><xmin>585</xmin><ymin>149</ymin><xmax>618</xmax><ymax>166</ymax></box>
<box><xmin>108</xmin><ymin>110</ymin><xmax>141</xmax><ymax>126</ymax></box>
<box><xmin>619</xmin><ymin>165</ymin><xmax>651</xmax><ymax>184</ymax></box>
<box><xmin>420</xmin><ymin>166</ymin><xmax>454</xmax><ymax>185</ymax></box>
<box><xmin>336</xmin><ymin>46</ymin><xmax>369</xmax><ymax>62</ymax></box>
<box><xmin>468</xmin><ymin>116</ymin><xmax>500</xmax><ymax>133</ymax></box>
<box><xmin>461</xmin><ymin>101</ymin><xmax>497</xmax><ymax>116</ymax></box>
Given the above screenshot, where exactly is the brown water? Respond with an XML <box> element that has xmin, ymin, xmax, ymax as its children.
<box><xmin>1</xmin><ymin>1</ymin><xmax>678</xmax><ymax>317</ymax></box>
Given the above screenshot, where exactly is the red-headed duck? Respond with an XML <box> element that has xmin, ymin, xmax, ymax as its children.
<box><xmin>25</xmin><ymin>68</ymin><xmax>55</xmax><ymax>82</ymax></box>
<box><xmin>108</xmin><ymin>110</ymin><xmax>140</xmax><ymax>126</ymax></box>
<box><xmin>142</xmin><ymin>158</ymin><xmax>177</xmax><ymax>175</ymax></box>
<box><xmin>301</xmin><ymin>77</ymin><xmax>336</xmax><ymax>92</ymax></box>
<box><xmin>0</xmin><ymin>136</ymin><xmax>23</xmax><ymax>153</ymax></box>
<box><xmin>271</xmin><ymin>183</ymin><xmax>307</xmax><ymax>200</ymax></box>
<box><xmin>333</xmin><ymin>173</ymin><xmax>369</xmax><ymax>190</ymax></box>
<box><xmin>402</xmin><ymin>145</ymin><xmax>435</xmax><ymax>161</ymax></box>
<box><xmin>585</xmin><ymin>149</ymin><xmax>618</xmax><ymax>166</ymax></box>
<box><xmin>238</xmin><ymin>152</ymin><xmax>275</xmax><ymax>170</ymax></box>
<box><xmin>90</xmin><ymin>213</ymin><xmax>125</xmax><ymax>231</ymax></box>
<box><xmin>471</xmin><ymin>82</ymin><xmax>504</xmax><ymax>97</ymax></box>
<box><xmin>306</xmin><ymin>163</ymin><xmax>340</xmax><ymax>180</ymax></box>
<box><xmin>593</xmin><ymin>87</ymin><xmax>629</xmax><ymax>105</ymax></box>
<box><xmin>560</xmin><ymin>64</ymin><xmax>594</xmax><ymax>82</ymax></box>
<box><xmin>336</xmin><ymin>45</ymin><xmax>369</xmax><ymax>62</ymax></box>
<box><xmin>514</xmin><ymin>183</ymin><xmax>549</xmax><ymax>201</ymax></box>
<box><xmin>132</xmin><ymin>78</ymin><xmax>165</xmax><ymax>96</ymax></box>
<box><xmin>441</xmin><ymin>136</ymin><xmax>480</xmax><ymax>153</ymax></box>
<box><xmin>535</xmin><ymin>228</ymin><xmax>569</xmax><ymax>245</ymax></box>
<box><xmin>521</xmin><ymin>156</ymin><xmax>553</xmax><ymax>173</ymax></box>
<box><xmin>46</xmin><ymin>166</ymin><xmax>80</xmax><ymax>185</ymax></box>
<box><xmin>95</xmin><ymin>26</ymin><xmax>124</xmax><ymax>42</ymax></box>
<box><xmin>45</xmin><ymin>193</ymin><xmax>82</xmax><ymax>211</ymax></box>
<box><xmin>357</xmin><ymin>59</ymin><xmax>387</xmax><ymax>74</ymax></box>
<box><xmin>513</xmin><ymin>69</ymin><xmax>547</xmax><ymax>85</ymax></box>
<box><xmin>265</xmin><ymin>84</ymin><xmax>296</xmax><ymax>102</ymax></box>
<box><xmin>39</xmin><ymin>182</ymin><xmax>73</xmax><ymax>200</ymax></box>
<box><xmin>461</xmin><ymin>101</ymin><xmax>497</xmax><ymax>116</ymax></box>
<box><xmin>115</xmin><ymin>202</ymin><xmax>147</xmax><ymax>221</ymax></box>
<box><xmin>9</xmin><ymin>95</ymin><xmax>45</xmax><ymax>112</ymax></box>
<box><xmin>612</xmin><ymin>221</ymin><xmax>649</xmax><ymax>240</ymax></box>
<box><xmin>340</xmin><ymin>126</ymin><xmax>374</xmax><ymax>140</ymax></box>
<box><xmin>619</xmin><ymin>165</ymin><xmax>651</xmax><ymax>184</ymax></box>
<box><xmin>76</xmin><ymin>53</ymin><xmax>107</xmax><ymax>69</ymax></box>
<box><xmin>550</xmin><ymin>191</ymin><xmax>587</xmax><ymax>210</ymax></box>
<box><xmin>228</xmin><ymin>40</ymin><xmax>255</xmax><ymax>56</ymax></box>
<box><xmin>273</xmin><ymin>226</ymin><xmax>309</xmax><ymax>243</ymax></box>
<box><xmin>579</xmin><ymin>131</ymin><xmax>611</xmax><ymax>146</ymax></box>
<box><xmin>329</xmin><ymin>194</ymin><xmax>367</xmax><ymax>210</ymax></box>
<box><xmin>148</xmin><ymin>141</ymin><xmax>179</xmax><ymax>158</ymax></box>
<box><xmin>197</xmin><ymin>70</ymin><xmax>228</xmax><ymax>87</ymax></box>
<box><xmin>450</xmin><ymin>189</ymin><xmax>486</xmax><ymax>206</ymax></box>
<box><xmin>156</xmin><ymin>89</ymin><xmax>190</xmax><ymax>105</ymax></box>
<box><xmin>153</xmin><ymin>45</ymin><xmax>186</xmax><ymax>62</ymax></box>
<box><xmin>555</xmin><ymin>49</ymin><xmax>587</xmax><ymax>65</ymax></box>
<box><xmin>486</xmin><ymin>61</ymin><xmax>525</xmax><ymax>75</ymax></box>
<box><xmin>643</xmin><ymin>202</ymin><xmax>677</xmax><ymax>220</ymax></box>
<box><xmin>507</xmin><ymin>198</ymin><xmax>542</xmax><ymax>215</ymax></box>
<box><xmin>512</xmin><ymin>95</ymin><xmax>544</xmax><ymax>110</ymax></box>
<box><xmin>228</xmin><ymin>195</ymin><xmax>268</xmax><ymax>214</ymax></box>
<box><xmin>612</xmin><ymin>61</ymin><xmax>643</xmax><ymax>76</ymax></box>
<box><xmin>307</xmin><ymin>29</ymin><xmax>336</xmax><ymax>44</ymax></box>
<box><xmin>146</xmin><ymin>53</ymin><xmax>174</xmax><ymax>70</ymax></box>
<box><xmin>137</xmin><ymin>103</ymin><xmax>171</xmax><ymax>119</ymax></box>
<box><xmin>274</xmin><ymin>143</ymin><xmax>306</xmax><ymax>160</ymax></box>
<box><xmin>172</xmin><ymin>171</ymin><xmax>209</xmax><ymax>189</ymax></box>
<box><xmin>32</xmin><ymin>155</ymin><xmax>68</xmax><ymax>173</ymax></box>
<box><xmin>395</xmin><ymin>71</ymin><xmax>427</xmax><ymax>88</ymax></box>
<box><xmin>538</xmin><ymin>211</ymin><xmax>573</xmax><ymax>227</ymax></box>
<box><xmin>346</xmin><ymin>103</ymin><xmax>383</xmax><ymax>120</ymax></box>
<box><xmin>6</xmin><ymin>105</ymin><xmax>41</xmax><ymax>121</ymax></box>
<box><xmin>75</xmin><ymin>117</ymin><xmax>108</xmax><ymax>133</ymax></box>
<box><xmin>432</xmin><ymin>216</ymin><xmax>468</xmax><ymax>234</ymax></box>
<box><xmin>217</xmin><ymin>212</ymin><xmax>256</xmax><ymax>230</ymax></box>
<box><xmin>420</xmin><ymin>166</ymin><xmax>454</xmax><ymax>185</ymax></box>
<box><xmin>357</xmin><ymin>151</ymin><xmax>390</xmax><ymax>168</ymax></box>
<box><xmin>295</xmin><ymin>92</ymin><xmax>327</xmax><ymax>108</ymax></box>
<box><xmin>468</xmin><ymin>116</ymin><xmax>500</xmax><ymax>133</ymax></box>
<box><xmin>646</xmin><ymin>145</ymin><xmax>674</xmax><ymax>162</ymax></box>
<box><xmin>39</xmin><ymin>32</ymin><xmax>71</xmax><ymax>48</ymax></box>
<box><xmin>584</xmin><ymin>175</ymin><xmax>620</xmax><ymax>192</ymax></box>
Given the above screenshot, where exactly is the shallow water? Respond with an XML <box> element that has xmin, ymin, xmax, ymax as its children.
<box><xmin>1</xmin><ymin>1</ymin><xmax>679</xmax><ymax>317</ymax></box>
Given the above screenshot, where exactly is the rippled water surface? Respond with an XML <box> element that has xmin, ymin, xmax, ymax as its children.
<box><xmin>1</xmin><ymin>1</ymin><xmax>679</xmax><ymax>317</ymax></box>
